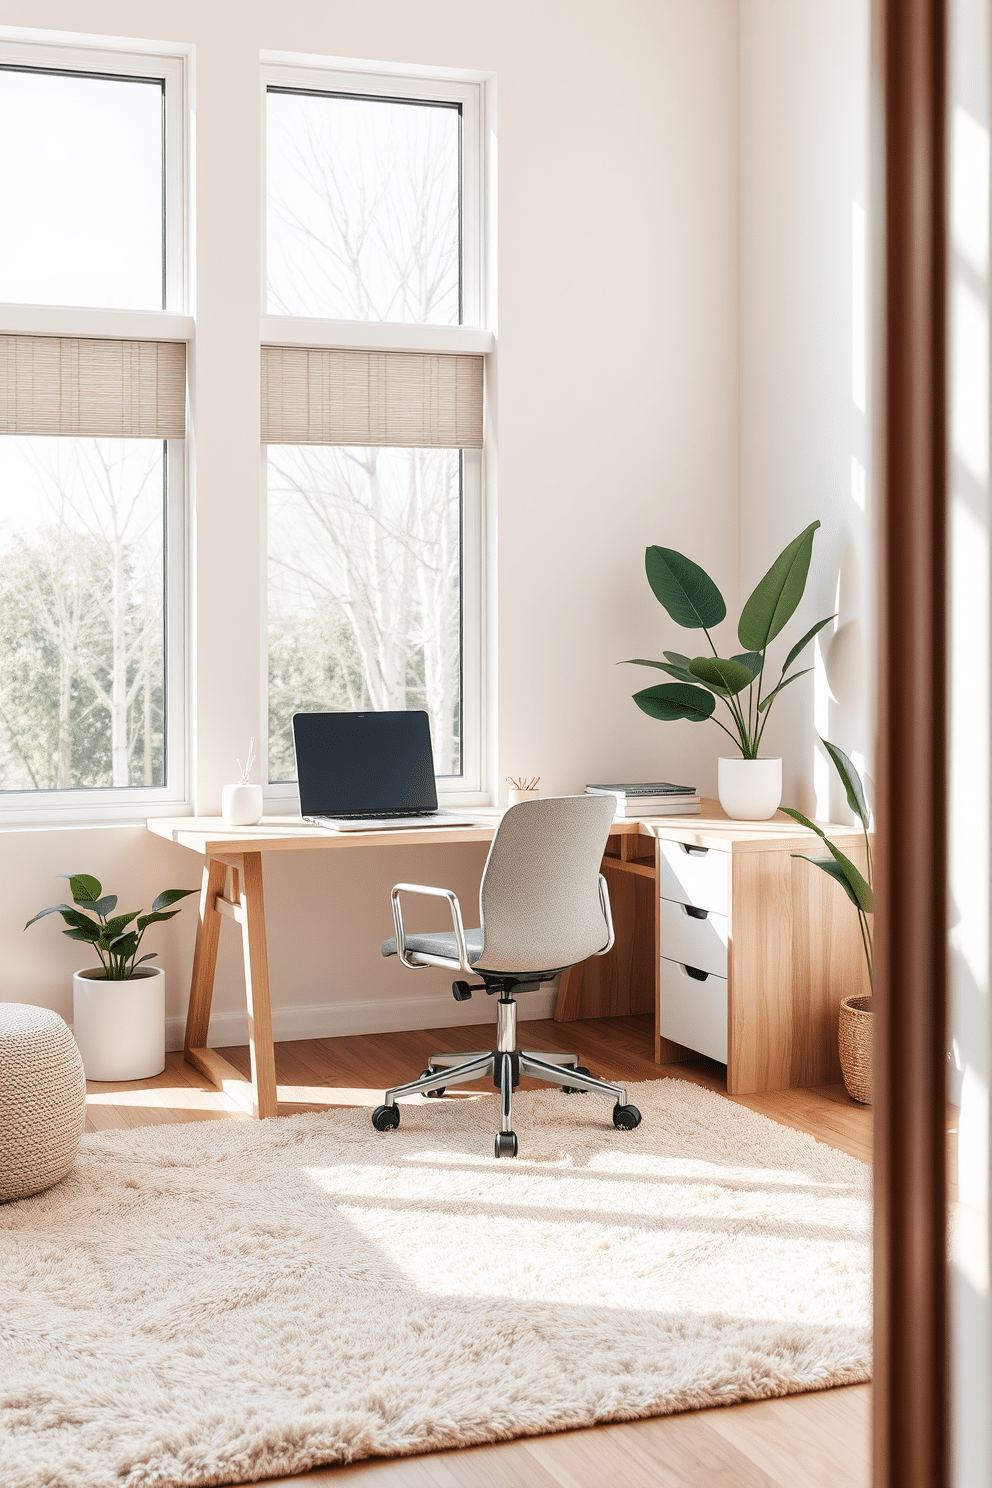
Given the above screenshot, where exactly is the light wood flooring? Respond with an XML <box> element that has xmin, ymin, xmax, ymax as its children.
<box><xmin>84</xmin><ymin>1014</ymin><xmax>872</xmax><ymax>1488</ymax></box>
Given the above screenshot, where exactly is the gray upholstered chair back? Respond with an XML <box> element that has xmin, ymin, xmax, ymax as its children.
<box><xmin>475</xmin><ymin>794</ymin><xmax>616</xmax><ymax>973</ymax></box>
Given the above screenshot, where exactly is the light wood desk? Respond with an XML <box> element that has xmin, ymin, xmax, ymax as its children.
<box><xmin>148</xmin><ymin>811</ymin><xmax>654</xmax><ymax>1118</ymax></box>
<box><xmin>149</xmin><ymin>803</ymin><xmax>866</xmax><ymax>1116</ymax></box>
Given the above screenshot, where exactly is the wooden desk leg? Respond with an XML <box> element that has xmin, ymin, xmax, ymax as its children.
<box><xmin>184</xmin><ymin>857</ymin><xmax>227</xmax><ymax>1058</ymax></box>
<box><xmin>238</xmin><ymin>852</ymin><xmax>279</xmax><ymax>1120</ymax></box>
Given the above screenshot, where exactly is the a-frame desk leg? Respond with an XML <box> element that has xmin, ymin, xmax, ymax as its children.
<box><xmin>183</xmin><ymin>851</ymin><xmax>279</xmax><ymax>1119</ymax></box>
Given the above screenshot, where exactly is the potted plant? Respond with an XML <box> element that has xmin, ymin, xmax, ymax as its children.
<box><xmin>623</xmin><ymin>521</ymin><xmax>834</xmax><ymax>818</ymax></box>
<box><xmin>780</xmin><ymin>741</ymin><xmax>874</xmax><ymax>1103</ymax></box>
<box><xmin>26</xmin><ymin>874</ymin><xmax>196</xmax><ymax>1081</ymax></box>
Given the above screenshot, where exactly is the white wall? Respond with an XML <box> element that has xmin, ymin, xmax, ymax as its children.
<box><xmin>739</xmin><ymin>0</ymin><xmax>871</xmax><ymax>821</ymax></box>
<box><xmin>0</xmin><ymin>0</ymin><xmax>741</xmax><ymax>1039</ymax></box>
<box><xmin>948</xmin><ymin>0</ymin><xmax>992</xmax><ymax>1482</ymax></box>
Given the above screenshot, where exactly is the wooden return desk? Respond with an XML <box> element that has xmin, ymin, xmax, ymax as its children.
<box><xmin>149</xmin><ymin>803</ymin><xmax>867</xmax><ymax>1118</ymax></box>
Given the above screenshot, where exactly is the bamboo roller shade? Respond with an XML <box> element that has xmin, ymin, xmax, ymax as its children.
<box><xmin>0</xmin><ymin>334</ymin><xmax>187</xmax><ymax>439</ymax></box>
<box><xmin>261</xmin><ymin>345</ymin><xmax>484</xmax><ymax>447</ymax></box>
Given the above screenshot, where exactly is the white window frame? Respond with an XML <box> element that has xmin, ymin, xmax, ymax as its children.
<box><xmin>0</xmin><ymin>36</ymin><xmax>192</xmax><ymax>822</ymax></box>
<box><xmin>260</xmin><ymin>59</ymin><xmax>492</xmax><ymax>808</ymax></box>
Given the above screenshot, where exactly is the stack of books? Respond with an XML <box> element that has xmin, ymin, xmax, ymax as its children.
<box><xmin>585</xmin><ymin>781</ymin><xmax>701</xmax><ymax>817</ymax></box>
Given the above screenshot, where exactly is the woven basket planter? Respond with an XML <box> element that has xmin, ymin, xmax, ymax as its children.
<box><xmin>839</xmin><ymin>994</ymin><xmax>873</xmax><ymax>1105</ymax></box>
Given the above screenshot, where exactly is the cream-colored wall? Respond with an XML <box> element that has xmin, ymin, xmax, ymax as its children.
<box><xmin>738</xmin><ymin>0</ymin><xmax>871</xmax><ymax>820</ymax></box>
<box><xmin>948</xmin><ymin>0</ymin><xmax>992</xmax><ymax>1480</ymax></box>
<box><xmin>0</xmin><ymin>0</ymin><xmax>741</xmax><ymax>1038</ymax></box>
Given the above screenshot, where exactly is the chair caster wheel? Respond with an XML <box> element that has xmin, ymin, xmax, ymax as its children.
<box><xmin>421</xmin><ymin>1069</ymin><xmax>446</xmax><ymax>1097</ymax></box>
<box><xmin>562</xmin><ymin>1064</ymin><xmax>593</xmax><ymax>1094</ymax></box>
<box><xmin>494</xmin><ymin>1131</ymin><xmax>518</xmax><ymax>1158</ymax></box>
<box><xmin>372</xmin><ymin>1104</ymin><xmax>400</xmax><ymax>1131</ymax></box>
<box><xmin>612</xmin><ymin>1103</ymin><xmax>641</xmax><ymax>1130</ymax></box>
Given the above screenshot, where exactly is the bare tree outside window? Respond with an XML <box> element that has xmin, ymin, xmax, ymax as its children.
<box><xmin>266</xmin><ymin>89</ymin><xmax>460</xmax><ymax>324</ymax></box>
<box><xmin>266</xmin><ymin>88</ymin><xmax>465</xmax><ymax>783</ymax></box>
<box><xmin>268</xmin><ymin>445</ymin><xmax>461</xmax><ymax>781</ymax></box>
<box><xmin>0</xmin><ymin>437</ymin><xmax>166</xmax><ymax>791</ymax></box>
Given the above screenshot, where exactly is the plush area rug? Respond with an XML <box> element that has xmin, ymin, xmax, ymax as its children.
<box><xmin>0</xmin><ymin>1080</ymin><xmax>871</xmax><ymax>1488</ymax></box>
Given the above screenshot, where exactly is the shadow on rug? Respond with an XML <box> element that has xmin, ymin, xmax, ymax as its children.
<box><xmin>0</xmin><ymin>1078</ymin><xmax>871</xmax><ymax>1487</ymax></box>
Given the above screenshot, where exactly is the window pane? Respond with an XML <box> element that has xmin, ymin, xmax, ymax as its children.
<box><xmin>266</xmin><ymin>90</ymin><xmax>460</xmax><ymax>324</ymax></box>
<box><xmin>0</xmin><ymin>437</ymin><xmax>167</xmax><ymax>790</ymax></box>
<box><xmin>0</xmin><ymin>68</ymin><xmax>164</xmax><ymax>310</ymax></box>
<box><xmin>268</xmin><ymin>446</ymin><xmax>462</xmax><ymax>781</ymax></box>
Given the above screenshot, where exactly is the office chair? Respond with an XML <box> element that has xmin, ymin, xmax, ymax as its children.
<box><xmin>373</xmin><ymin>794</ymin><xmax>642</xmax><ymax>1157</ymax></box>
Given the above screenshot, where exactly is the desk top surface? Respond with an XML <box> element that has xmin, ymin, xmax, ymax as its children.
<box><xmin>147</xmin><ymin>801</ymin><xmax>864</xmax><ymax>858</ymax></box>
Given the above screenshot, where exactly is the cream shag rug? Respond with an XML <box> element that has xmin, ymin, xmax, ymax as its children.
<box><xmin>0</xmin><ymin>1079</ymin><xmax>871</xmax><ymax>1488</ymax></box>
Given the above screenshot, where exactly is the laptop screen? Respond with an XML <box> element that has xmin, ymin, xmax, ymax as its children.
<box><xmin>292</xmin><ymin>711</ymin><xmax>439</xmax><ymax>816</ymax></box>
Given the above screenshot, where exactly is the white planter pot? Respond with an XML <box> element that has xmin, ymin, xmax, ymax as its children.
<box><xmin>718</xmin><ymin>756</ymin><xmax>783</xmax><ymax>821</ymax></box>
<box><xmin>72</xmin><ymin>966</ymin><xmax>165</xmax><ymax>1081</ymax></box>
<box><xmin>222</xmin><ymin>783</ymin><xmax>263</xmax><ymax>826</ymax></box>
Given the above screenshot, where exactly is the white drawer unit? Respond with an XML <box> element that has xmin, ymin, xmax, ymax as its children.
<box><xmin>658</xmin><ymin>897</ymin><xmax>728</xmax><ymax>978</ymax></box>
<box><xmin>657</xmin><ymin>839</ymin><xmax>729</xmax><ymax>915</ymax></box>
<box><xmin>659</xmin><ymin>957</ymin><xmax>728</xmax><ymax>1065</ymax></box>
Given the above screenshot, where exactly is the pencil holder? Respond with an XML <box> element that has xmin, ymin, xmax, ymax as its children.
<box><xmin>507</xmin><ymin>788</ymin><xmax>540</xmax><ymax>806</ymax></box>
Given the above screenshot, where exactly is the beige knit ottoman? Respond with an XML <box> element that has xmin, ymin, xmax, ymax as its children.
<box><xmin>0</xmin><ymin>1003</ymin><xmax>86</xmax><ymax>1202</ymax></box>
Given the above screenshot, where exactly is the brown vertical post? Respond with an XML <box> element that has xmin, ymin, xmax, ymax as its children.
<box><xmin>873</xmin><ymin>0</ymin><xmax>949</xmax><ymax>1484</ymax></box>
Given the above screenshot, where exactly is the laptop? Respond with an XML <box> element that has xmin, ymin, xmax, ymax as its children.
<box><xmin>292</xmin><ymin>711</ymin><xmax>478</xmax><ymax>831</ymax></box>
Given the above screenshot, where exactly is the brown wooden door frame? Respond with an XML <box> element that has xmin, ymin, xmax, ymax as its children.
<box><xmin>873</xmin><ymin>0</ymin><xmax>950</xmax><ymax>1484</ymax></box>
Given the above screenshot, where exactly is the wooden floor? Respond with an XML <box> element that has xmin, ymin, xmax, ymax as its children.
<box><xmin>84</xmin><ymin>1014</ymin><xmax>873</xmax><ymax>1488</ymax></box>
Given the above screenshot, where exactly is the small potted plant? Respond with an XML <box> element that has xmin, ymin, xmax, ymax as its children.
<box><xmin>780</xmin><ymin>741</ymin><xmax>874</xmax><ymax>1103</ymax></box>
<box><xmin>26</xmin><ymin>874</ymin><xmax>196</xmax><ymax>1081</ymax></box>
<box><xmin>623</xmin><ymin>521</ymin><xmax>834</xmax><ymax>819</ymax></box>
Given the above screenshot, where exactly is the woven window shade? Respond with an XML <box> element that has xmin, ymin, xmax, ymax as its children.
<box><xmin>261</xmin><ymin>346</ymin><xmax>483</xmax><ymax>448</ymax></box>
<box><xmin>0</xmin><ymin>335</ymin><xmax>186</xmax><ymax>439</ymax></box>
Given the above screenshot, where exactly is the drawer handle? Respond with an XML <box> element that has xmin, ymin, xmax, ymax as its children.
<box><xmin>683</xmin><ymin>905</ymin><xmax>708</xmax><ymax>920</ymax></box>
<box><xmin>680</xmin><ymin>843</ymin><xmax>709</xmax><ymax>856</ymax></box>
<box><xmin>685</xmin><ymin>965</ymin><xmax>709</xmax><ymax>981</ymax></box>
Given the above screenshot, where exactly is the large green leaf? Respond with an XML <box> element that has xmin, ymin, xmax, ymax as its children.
<box><xmin>664</xmin><ymin>651</ymin><xmax>691</xmax><ymax>668</ymax></box>
<box><xmin>633</xmin><ymin>683</ymin><xmax>716</xmax><ymax>723</ymax></box>
<box><xmin>24</xmin><ymin>902</ymin><xmax>75</xmax><ymax>930</ymax></box>
<box><xmin>782</xmin><ymin>807</ymin><xmax>874</xmax><ymax>912</ymax></box>
<box><xmin>821</xmin><ymin>738</ymin><xmax>870</xmax><ymax>831</ymax></box>
<box><xmin>62</xmin><ymin>926</ymin><xmax>101</xmax><ymax>944</ymax></box>
<box><xmin>151</xmin><ymin>888</ymin><xmax>196</xmax><ymax>912</ymax></box>
<box><xmin>91</xmin><ymin>895</ymin><xmax>118</xmax><ymax>918</ymax></box>
<box><xmin>644</xmin><ymin>547</ymin><xmax>726</xmax><ymax>630</ymax></box>
<box><xmin>792</xmin><ymin>854</ymin><xmax>862</xmax><ymax>909</ymax></box>
<box><xmin>622</xmin><ymin>658</ymin><xmax>697</xmax><ymax>684</ymax></box>
<box><xmin>738</xmin><ymin>521</ymin><xmax>821</xmax><ymax>650</ymax></box>
<box><xmin>58</xmin><ymin>908</ymin><xmax>100</xmax><ymax>933</ymax></box>
<box><xmin>732</xmin><ymin>651</ymin><xmax>763</xmax><ymax>676</ymax></box>
<box><xmin>136</xmin><ymin>909</ymin><xmax>182</xmax><ymax>932</ymax></box>
<box><xmin>757</xmin><ymin>667</ymin><xmax>813</xmax><ymax>712</ymax></box>
<box><xmin>59</xmin><ymin>873</ymin><xmax>103</xmax><ymax>905</ymax></box>
<box><xmin>101</xmin><ymin>911</ymin><xmax>139</xmax><ymax>938</ymax></box>
<box><xmin>689</xmin><ymin>656</ymin><xmax>759</xmax><ymax>696</ymax></box>
<box><xmin>780</xmin><ymin>806</ymin><xmax>827</xmax><ymax>839</ymax></box>
<box><xmin>107</xmin><ymin>931</ymin><xmax>139</xmax><ymax>955</ymax></box>
<box><xmin>780</xmin><ymin>614</ymin><xmax>834</xmax><ymax>676</ymax></box>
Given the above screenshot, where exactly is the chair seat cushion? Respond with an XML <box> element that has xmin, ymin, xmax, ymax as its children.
<box><xmin>381</xmin><ymin>928</ymin><xmax>485</xmax><ymax>963</ymax></box>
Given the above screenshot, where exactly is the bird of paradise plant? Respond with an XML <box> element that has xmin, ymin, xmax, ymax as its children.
<box><xmin>781</xmin><ymin>740</ymin><xmax>875</xmax><ymax>987</ymax></box>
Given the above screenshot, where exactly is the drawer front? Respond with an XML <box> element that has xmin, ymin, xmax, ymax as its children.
<box><xmin>659</xmin><ymin>956</ymin><xmax>729</xmax><ymax>1064</ymax></box>
<box><xmin>657</xmin><ymin>839</ymin><xmax>729</xmax><ymax>915</ymax></box>
<box><xmin>659</xmin><ymin>897</ymin><xmax>728</xmax><ymax>978</ymax></box>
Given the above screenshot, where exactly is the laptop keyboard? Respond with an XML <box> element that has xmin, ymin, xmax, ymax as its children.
<box><xmin>319</xmin><ymin>809</ymin><xmax>437</xmax><ymax>820</ymax></box>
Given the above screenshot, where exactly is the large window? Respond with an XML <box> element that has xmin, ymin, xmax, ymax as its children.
<box><xmin>262</xmin><ymin>66</ymin><xmax>486</xmax><ymax>800</ymax></box>
<box><xmin>0</xmin><ymin>437</ymin><xmax>168</xmax><ymax>791</ymax></box>
<box><xmin>0</xmin><ymin>43</ymin><xmax>187</xmax><ymax>817</ymax></box>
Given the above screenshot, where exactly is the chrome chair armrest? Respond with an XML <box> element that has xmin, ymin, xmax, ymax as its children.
<box><xmin>595</xmin><ymin>873</ymin><xmax>615</xmax><ymax>956</ymax></box>
<box><xmin>390</xmin><ymin>883</ymin><xmax>475</xmax><ymax>975</ymax></box>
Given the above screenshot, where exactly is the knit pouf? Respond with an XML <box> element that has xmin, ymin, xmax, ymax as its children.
<box><xmin>0</xmin><ymin>1003</ymin><xmax>85</xmax><ymax>1202</ymax></box>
